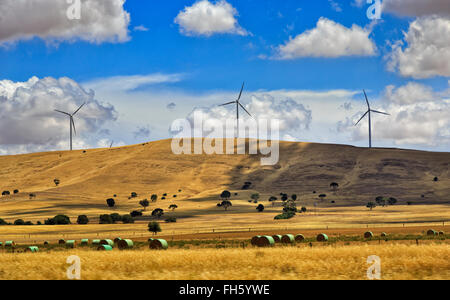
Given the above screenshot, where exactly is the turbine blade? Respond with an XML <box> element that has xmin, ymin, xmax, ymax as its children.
<box><xmin>371</xmin><ymin>109</ymin><xmax>390</xmax><ymax>116</ymax></box>
<box><xmin>219</xmin><ymin>101</ymin><xmax>236</xmax><ymax>106</ymax></box>
<box><xmin>355</xmin><ymin>111</ymin><xmax>369</xmax><ymax>126</ymax></box>
<box><xmin>363</xmin><ymin>90</ymin><xmax>370</xmax><ymax>110</ymax></box>
<box><xmin>72</xmin><ymin>102</ymin><xmax>86</xmax><ymax>115</ymax></box>
<box><xmin>71</xmin><ymin>117</ymin><xmax>77</xmax><ymax>136</ymax></box>
<box><xmin>237</xmin><ymin>82</ymin><xmax>245</xmax><ymax>101</ymax></box>
<box><xmin>239</xmin><ymin>102</ymin><xmax>252</xmax><ymax>117</ymax></box>
<box><xmin>55</xmin><ymin>110</ymin><xmax>71</xmax><ymax>116</ymax></box>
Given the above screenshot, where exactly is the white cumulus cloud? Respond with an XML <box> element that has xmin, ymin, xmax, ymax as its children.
<box><xmin>0</xmin><ymin>76</ymin><xmax>117</xmax><ymax>154</ymax></box>
<box><xmin>276</xmin><ymin>18</ymin><xmax>377</xmax><ymax>59</ymax></box>
<box><xmin>0</xmin><ymin>0</ymin><xmax>130</xmax><ymax>45</ymax></box>
<box><xmin>174</xmin><ymin>0</ymin><xmax>248</xmax><ymax>37</ymax></box>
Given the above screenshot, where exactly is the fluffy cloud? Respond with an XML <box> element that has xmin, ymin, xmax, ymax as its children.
<box><xmin>0</xmin><ymin>0</ymin><xmax>130</xmax><ymax>45</ymax></box>
<box><xmin>0</xmin><ymin>76</ymin><xmax>117</xmax><ymax>154</ymax></box>
<box><xmin>338</xmin><ymin>83</ymin><xmax>450</xmax><ymax>146</ymax></box>
<box><xmin>174</xmin><ymin>0</ymin><xmax>248</xmax><ymax>37</ymax></box>
<box><xmin>277</xmin><ymin>18</ymin><xmax>377</xmax><ymax>59</ymax></box>
<box><xmin>386</xmin><ymin>16</ymin><xmax>450</xmax><ymax>79</ymax></box>
<box><xmin>382</xmin><ymin>0</ymin><xmax>450</xmax><ymax>17</ymax></box>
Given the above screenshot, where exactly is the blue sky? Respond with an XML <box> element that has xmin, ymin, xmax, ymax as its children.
<box><xmin>0</xmin><ymin>0</ymin><xmax>449</xmax><ymax>154</ymax></box>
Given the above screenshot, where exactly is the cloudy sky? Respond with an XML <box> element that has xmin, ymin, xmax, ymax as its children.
<box><xmin>0</xmin><ymin>0</ymin><xmax>449</xmax><ymax>154</ymax></box>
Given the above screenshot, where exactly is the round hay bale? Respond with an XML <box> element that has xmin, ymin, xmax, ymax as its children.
<box><xmin>148</xmin><ymin>238</ymin><xmax>154</xmax><ymax>243</ymax></box>
<box><xmin>438</xmin><ymin>231</ymin><xmax>445</xmax><ymax>236</ymax></box>
<box><xmin>427</xmin><ymin>229</ymin><xmax>437</xmax><ymax>236</ymax></box>
<box><xmin>250</xmin><ymin>236</ymin><xmax>261</xmax><ymax>246</ymax></box>
<box><xmin>97</xmin><ymin>245</ymin><xmax>113</xmax><ymax>251</ymax></box>
<box><xmin>364</xmin><ymin>231</ymin><xmax>374</xmax><ymax>239</ymax></box>
<box><xmin>256</xmin><ymin>236</ymin><xmax>275</xmax><ymax>247</ymax></box>
<box><xmin>149</xmin><ymin>239</ymin><xmax>168</xmax><ymax>250</ymax></box>
<box><xmin>66</xmin><ymin>240</ymin><xmax>76</xmax><ymax>248</ymax></box>
<box><xmin>92</xmin><ymin>239</ymin><xmax>101</xmax><ymax>245</ymax></box>
<box><xmin>380</xmin><ymin>232</ymin><xmax>388</xmax><ymax>237</ymax></box>
<box><xmin>80</xmin><ymin>239</ymin><xmax>89</xmax><ymax>246</ymax></box>
<box><xmin>100</xmin><ymin>239</ymin><xmax>114</xmax><ymax>247</ymax></box>
<box><xmin>272</xmin><ymin>235</ymin><xmax>282</xmax><ymax>243</ymax></box>
<box><xmin>58</xmin><ymin>239</ymin><xmax>66</xmax><ymax>245</ymax></box>
<box><xmin>281</xmin><ymin>234</ymin><xmax>295</xmax><ymax>244</ymax></box>
<box><xmin>114</xmin><ymin>237</ymin><xmax>122</xmax><ymax>244</ymax></box>
<box><xmin>316</xmin><ymin>233</ymin><xmax>328</xmax><ymax>242</ymax></box>
<box><xmin>26</xmin><ymin>246</ymin><xmax>39</xmax><ymax>253</ymax></box>
<box><xmin>295</xmin><ymin>234</ymin><xmax>305</xmax><ymax>242</ymax></box>
<box><xmin>118</xmin><ymin>239</ymin><xmax>134</xmax><ymax>250</ymax></box>
<box><xmin>4</xmin><ymin>241</ymin><xmax>15</xmax><ymax>248</ymax></box>
<box><xmin>0</xmin><ymin>242</ymin><xmax>3</xmax><ymax>247</ymax></box>
<box><xmin>43</xmin><ymin>241</ymin><xmax>49</xmax><ymax>245</ymax></box>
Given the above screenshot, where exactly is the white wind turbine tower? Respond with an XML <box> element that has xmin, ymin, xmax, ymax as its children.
<box><xmin>219</xmin><ymin>82</ymin><xmax>252</xmax><ymax>137</ymax></box>
<box><xmin>355</xmin><ymin>90</ymin><xmax>389</xmax><ymax>148</ymax></box>
<box><xmin>55</xmin><ymin>103</ymin><xmax>85</xmax><ymax>151</ymax></box>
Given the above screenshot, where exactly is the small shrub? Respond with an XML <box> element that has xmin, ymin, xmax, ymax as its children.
<box><xmin>106</xmin><ymin>198</ymin><xmax>115</xmax><ymax>208</ymax></box>
<box><xmin>274</xmin><ymin>212</ymin><xmax>295</xmax><ymax>220</ymax></box>
<box><xmin>256</xmin><ymin>204</ymin><xmax>265</xmax><ymax>212</ymax></box>
<box><xmin>77</xmin><ymin>215</ymin><xmax>89</xmax><ymax>225</ymax></box>
<box><xmin>131</xmin><ymin>192</ymin><xmax>138</xmax><ymax>198</ymax></box>
<box><xmin>13</xmin><ymin>189</ymin><xmax>19</xmax><ymax>194</ymax></box>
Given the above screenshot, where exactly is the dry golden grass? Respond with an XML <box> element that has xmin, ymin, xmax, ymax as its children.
<box><xmin>0</xmin><ymin>243</ymin><xmax>448</xmax><ymax>280</ymax></box>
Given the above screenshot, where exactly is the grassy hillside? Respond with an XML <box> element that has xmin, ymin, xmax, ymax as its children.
<box><xmin>0</xmin><ymin>139</ymin><xmax>448</xmax><ymax>224</ymax></box>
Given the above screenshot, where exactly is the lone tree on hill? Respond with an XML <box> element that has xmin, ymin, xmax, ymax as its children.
<box><xmin>220</xmin><ymin>190</ymin><xmax>231</xmax><ymax>201</ymax></box>
<box><xmin>217</xmin><ymin>200</ymin><xmax>232</xmax><ymax>211</ymax></box>
<box><xmin>366</xmin><ymin>202</ymin><xmax>376</xmax><ymax>211</ymax></box>
<box><xmin>152</xmin><ymin>208</ymin><xmax>164</xmax><ymax>219</ymax></box>
<box><xmin>148</xmin><ymin>222</ymin><xmax>162</xmax><ymax>235</ymax></box>
<box><xmin>139</xmin><ymin>199</ymin><xmax>150</xmax><ymax>211</ymax></box>
<box><xmin>106</xmin><ymin>198</ymin><xmax>115</xmax><ymax>208</ymax></box>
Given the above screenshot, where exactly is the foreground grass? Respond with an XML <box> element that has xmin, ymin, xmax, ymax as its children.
<box><xmin>0</xmin><ymin>243</ymin><xmax>448</xmax><ymax>280</ymax></box>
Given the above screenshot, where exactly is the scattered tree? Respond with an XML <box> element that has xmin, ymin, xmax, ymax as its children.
<box><xmin>45</xmin><ymin>215</ymin><xmax>71</xmax><ymax>225</ymax></box>
<box><xmin>122</xmin><ymin>214</ymin><xmax>134</xmax><ymax>224</ymax></box>
<box><xmin>29</xmin><ymin>193</ymin><xmax>36</xmax><ymax>199</ymax></box>
<box><xmin>151</xmin><ymin>194</ymin><xmax>158</xmax><ymax>202</ymax></box>
<box><xmin>318</xmin><ymin>194</ymin><xmax>327</xmax><ymax>201</ymax></box>
<box><xmin>330</xmin><ymin>182</ymin><xmax>339</xmax><ymax>191</ymax></box>
<box><xmin>169</xmin><ymin>204</ymin><xmax>178</xmax><ymax>211</ymax></box>
<box><xmin>106</xmin><ymin>198</ymin><xmax>116</xmax><ymax>208</ymax></box>
<box><xmin>281</xmin><ymin>194</ymin><xmax>288</xmax><ymax>202</ymax></box>
<box><xmin>165</xmin><ymin>217</ymin><xmax>177</xmax><ymax>223</ymax></box>
<box><xmin>130</xmin><ymin>192</ymin><xmax>138</xmax><ymax>198</ymax></box>
<box><xmin>269</xmin><ymin>196</ymin><xmax>277</xmax><ymax>206</ymax></box>
<box><xmin>366</xmin><ymin>202</ymin><xmax>376</xmax><ymax>211</ymax></box>
<box><xmin>151</xmin><ymin>208</ymin><xmax>164</xmax><ymax>219</ymax></box>
<box><xmin>217</xmin><ymin>200</ymin><xmax>232</xmax><ymax>211</ymax></box>
<box><xmin>301</xmin><ymin>207</ymin><xmax>307</xmax><ymax>213</ymax></box>
<box><xmin>388</xmin><ymin>197</ymin><xmax>398</xmax><ymax>205</ymax></box>
<box><xmin>130</xmin><ymin>211</ymin><xmax>143</xmax><ymax>218</ymax></box>
<box><xmin>77</xmin><ymin>215</ymin><xmax>89</xmax><ymax>225</ymax></box>
<box><xmin>99</xmin><ymin>214</ymin><xmax>113</xmax><ymax>224</ymax></box>
<box><xmin>14</xmin><ymin>219</ymin><xmax>25</xmax><ymax>226</ymax></box>
<box><xmin>139</xmin><ymin>199</ymin><xmax>150</xmax><ymax>211</ymax></box>
<box><xmin>256</xmin><ymin>204</ymin><xmax>265</xmax><ymax>212</ymax></box>
<box><xmin>433</xmin><ymin>177</ymin><xmax>439</xmax><ymax>182</ymax></box>
<box><xmin>0</xmin><ymin>218</ymin><xmax>7</xmax><ymax>225</ymax></box>
<box><xmin>110</xmin><ymin>213</ymin><xmax>122</xmax><ymax>223</ymax></box>
<box><xmin>54</xmin><ymin>179</ymin><xmax>60</xmax><ymax>186</ymax></box>
<box><xmin>291</xmin><ymin>194</ymin><xmax>297</xmax><ymax>201</ymax></box>
<box><xmin>220</xmin><ymin>190</ymin><xmax>231</xmax><ymax>201</ymax></box>
<box><xmin>251</xmin><ymin>193</ymin><xmax>260</xmax><ymax>202</ymax></box>
<box><xmin>148</xmin><ymin>222</ymin><xmax>162</xmax><ymax>235</ymax></box>
<box><xmin>13</xmin><ymin>189</ymin><xmax>19</xmax><ymax>194</ymax></box>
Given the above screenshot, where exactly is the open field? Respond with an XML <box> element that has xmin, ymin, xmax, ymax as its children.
<box><xmin>0</xmin><ymin>243</ymin><xmax>448</xmax><ymax>280</ymax></box>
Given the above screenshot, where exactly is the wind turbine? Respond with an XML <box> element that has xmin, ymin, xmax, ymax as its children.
<box><xmin>355</xmin><ymin>90</ymin><xmax>389</xmax><ymax>148</ymax></box>
<box><xmin>219</xmin><ymin>82</ymin><xmax>252</xmax><ymax>137</ymax></box>
<box><xmin>55</xmin><ymin>103</ymin><xmax>85</xmax><ymax>151</ymax></box>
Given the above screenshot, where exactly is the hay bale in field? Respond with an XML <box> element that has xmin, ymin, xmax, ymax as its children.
<box><xmin>149</xmin><ymin>239</ymin><xmax>168</xmax><ymax>250</ymax></box>
<box><xmin>364</xmin><ymin>231</ymin><xmax>374</xmax><ymax>239</ymax></box>
<box><xmin>272</xmin><ymin>235</ymin><xmax>282</xmax><ymax>243</ymax></box>
<box><xmin>118</xmin><ymin>239</ymin><xmax>134</xmax><ymax>250</ymax></box>
<box><xmin>316</xmin><ymin>233</ymin><xmax>328</xmax><ymax>242</ymax></box>
<box><xmin>4</xmin><ymin>241</ymin><xmax>15</xmax><ymax>248</ymax></box>
<box><xmin>58</xmin><ymin>239</ymin><xmax>66</xmax><ymax>245</ymax></box>
<box><xmin>295</xmin><ymin>234</ymin><xmax>305</xmax><ymax>242</ymax></box>
<box><xmin>26</xmin><ymin>246</ymin><xmax>39</xmax><ymax>253</ymax></box>
<box><xmin>97</xmin><ymin>245</ymin><xmax>113</xmax><ymax>251</ymax></box>
<box><xmin>92</xmin><ymin>239</ymin><xmax>101</xmax><ymax>245</ymax></box>
<box><xmin>66</xmin><ymin>240</ymin><xmax>76</xmax><ymax>248</ymax></box>
<box><xmin>256</xmin><ymin>236</ymin><xmax>275</xmax><ymax>247</ymax></box>
<box><xmin>100</xmin><ymin>239</ymin><xmax>114</xmax><ymax>247</ymax></box>
<box><xmin>250</xmin><ymin>236</ymin><xmax>261</xmax><ymax>246</ymax></box>
<box><xmin>281</xmin><ymin>234</ymin><xmax>295</xmax><ymax>244</ymax></box>
<box><xmin>148</xmin><ymin>238</ymin><xmax>154</xmax><ymax>242</ymax></box>
<box><xmin>427</xmin><ymin>229</ymin><xmax>437</xmax><ymax>236</ymax></box>
<box><xmin>114</xmin><ymin>237</ymin><xmax>122</xmax><ymax>244</ymax></box>
<box><xmin>80</xmin><ymin>239</ymin><xmax>89</xmax><ymax>246</ymax></box>
<box><xmin>380</xmin><ymin>232</ymin><xmax>388</xmax><ymax>237</ymax></box>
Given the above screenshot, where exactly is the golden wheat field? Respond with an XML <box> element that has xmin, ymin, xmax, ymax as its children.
<box><xmin>0</xmin><ymin>243</ymin><xmax>448</xmax><ymax>280</ymax></box>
